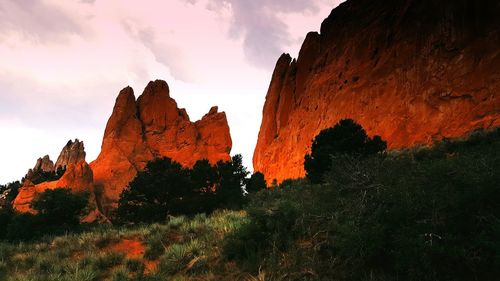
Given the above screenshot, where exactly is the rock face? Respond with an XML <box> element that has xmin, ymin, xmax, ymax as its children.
<box><xmin>13</xmin><ymin>140</ymin><xmax>94</xmax><ymax>213</ymax></box>
<box><xmin>254</xmin><ymin>0</ymin><xmax>500</xmax><ymax>183</ymax></box>
<box><xmin>55</xmin><ymin>139</ymin><xmax>86</xmax><ymax>170</ymax></box>
<box><xmin>90</xmin><ymin>80</ymin><xmax>232</xmax><ymax>212</ymax></box>
<box><xmin>24</xmin><ymin>155</ymin><xmax>54</xmax><ymax>181</ymax></box>
<box><xmin>34</xmin><ymin>155</ymin><xmax>54</xmax><ymax>173</ymax></box>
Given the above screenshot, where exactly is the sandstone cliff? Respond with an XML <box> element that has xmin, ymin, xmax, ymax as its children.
<box><xmin>254</xmin><ymin>0</ymin><xmax>500</xmax><ymax>183</ymax></box>
<box><xmin>90</xmin><ymin>80</ymin><xmax>232</xmax><ymax>213</ymax></box>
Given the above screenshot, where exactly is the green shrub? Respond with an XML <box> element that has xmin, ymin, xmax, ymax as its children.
<box><xmin>0</xmin><ymin>181</ymin><xmax>21</xmax><ymax>207</ymax></box>
<box><xmin>144</xmin><ymin>239</ymin><xmax>165</xmax><ymax>260</ymax></box>
<box><xmin>2</xmin><ymin>188</ymin><xmax>89</xmax><ymax>241</ymax></box>
<box><xmin>0</xmin><ymin>208</ymin><xmax>13</xmax><ymax>239</ymax></box>
<box><xmin>92</xmin><ymin>252</ymin><xmax>124</xmax><ymax>271</ymax></box>
<box><xmin>31</xmin><ymin>188</ymin><xmax>89</xmax><ymax>229</ymax></box>
<box><xmin>115</xmin><ymin>155</ymin><xmax>248</xmax><ymax>224</ymax></box>
<box><xmin>246</xmin><ymin>172</ymin><xmax>267</xmax><ymax>193</ymax></box>
<box><xmin>304</xmin><ymin>119</ymin><xmax>386</xmax><ymax>183</ymax></box>
<box><xmin>0</xmin><ymin>260</ymin><xmax>7</xmax><ymax>276</ymax></box>
<box><xmin>159</xmin><ymin>240</ymin><xmax>205</xmax><ymax>275</ymax></box>
<box><xmin>29</xmin><ymin>167</ymin><xmax>66</xmax><ymax>185</ymax></box>
<box><xmin>125</xmin><ymin>258</ymin><xmax>144</xmax><ymax>273</ymax></box>
<box><xmin>223</xmin><ymin>198</ymin><xmax>300</xmax><ymax>272</ymax></box>
<box><xmin>6</xmin><ymin>213</ymin><xmax>42</xmax><ymax>241</ymax></box>
<box><xmin>224</xmin><ymin>130</ymin><xmax>500</xmax><ymax>280</ymax></box>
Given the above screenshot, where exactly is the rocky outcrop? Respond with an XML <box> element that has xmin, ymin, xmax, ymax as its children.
<box><xmin>34</xmin><ymin>155</ymin><xmax>54</xmax><ymax>173</ymax></box>
<box><xmin>12</xmin><ymin>139</ymin><xmax>95</xmax><ymax>213</ymax></box>
<box><xmin>55</xmin><ymin>139</ymin><xmax>86</xmax><ymax>170</ymax></box>
<box><xmin>12</xmin><ymin>139</ymin><xmax>100</xmax><ymax>222</ymax></box>
<box><xmin>13</xmin><ymin>160</ymin><xmax>94</xmax><ymax>213</ymax></box>
<box><xmin>254</xmin><ymin>0</ymin><xmax>500</xmax><ymax>183</ymax></box>
<box><xmin>90</xmin><ymin>80</ymin><xmax>232</xmax><ymax>212</ymax></box>
<box><xmin>24</xmin><ymin>155</ymin><xmax>54</xmax><ymax>182</ymax></box>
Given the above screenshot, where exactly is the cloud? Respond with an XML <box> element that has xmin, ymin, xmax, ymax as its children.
<box><xmin>122</xmin><ymin>21</ymin><xmax>195</xmax><ymax>82</ymax></box>
<box><xmin>0</xmin><ymin>72</ymin><xmax>119</xmax><ymax>130</ymax></box>
<box><xmin>0</xmin><ymin>0</ymin><xmax>83</xmax><ymax>43</ymax></box>
<box><xmin>191</xmin><ymin>0</ymin><xmax>322</xmax><ymax>68</ymax></box>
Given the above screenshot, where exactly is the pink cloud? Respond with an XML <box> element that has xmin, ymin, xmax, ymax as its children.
<box><xmin>0</xmin><ymin>0</ymin><xmax>342</xmax><ymax>183</ymax></box>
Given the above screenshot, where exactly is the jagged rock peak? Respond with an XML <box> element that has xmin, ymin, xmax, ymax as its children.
<box><xmin>206</xmin><ymin>106</ymin><xmax>219</xmax><ymax>116</ymax></box>
<box><xmin>116</xmin><ymin>86</ymin><xmax>136</xmax><ymax>106</ymax></box>
<box><xmin>33</xmin><ymin>155</ymin><xmax>54</xmax><ymax>172</ymax></box>
<box><xmin>23</xmin><ymin>155</ymin><xmax>55</xmax><ymax>182</ymax></box>
<box><xmin>90</xmin><ymin>79</ymin><xmax>232</xmax><ymax>214</ymax></box>
<box><xmin>142</xmin><ymin>79</ymin><xmax>170</xmax><ymax>98</ymax></box>
<box><xmin>55</xmin><ymin>139</ymin><xmax>86</xmax><ymax>170</ymax></box>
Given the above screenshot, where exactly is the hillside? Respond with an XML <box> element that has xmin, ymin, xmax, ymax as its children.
<box><xmin>1</xmin><ymin>129</ymin><xmax>499</xmax><ymax>281</ymax></box>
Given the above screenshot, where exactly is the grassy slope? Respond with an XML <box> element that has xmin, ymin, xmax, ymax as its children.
<box><xmin>0</xmin><ymin>210</ymin><xmax>251</xmax><ymax>281</ymax></box>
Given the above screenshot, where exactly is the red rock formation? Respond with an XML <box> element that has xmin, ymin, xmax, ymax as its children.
<box><xmin>12</xmin><ymin>139</ymin><xmax>97</xmax><ymax>217</ymax></box>
<box><xmin>13</xmin><ymin>160</ymin><xmax>94</xmax><ymax>213</ymax></box>
<box><xmin>254</xmin><ymin>0</ymin><xmax>500</xmax><ymax>183</ymax></box>
<box><xmin>54</xmin><ymin>139</ymin><xmax>86</xmax><ymax>170</ymax></box>
<box><xmin>91</xmin><ymin>80</ymin><xmax>232</xmax><ymax>212</ymax></box>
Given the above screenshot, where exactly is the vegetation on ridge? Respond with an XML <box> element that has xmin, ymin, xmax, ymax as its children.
<box><xmin>0</xmin><ymin>126</ymin><xmax>498</xmax><ymax>281</ymax></box>
<box><xmin>0</xmin><ymin>210</ymin><xmax>248</xmax><ymax>281</ymax></box>
<box><xmin>1</xmin><ymin>188</ymin><xmax>89</xmax><ymax>241</ymax></box>
<box><xmin>225</xmin><ymin>127</ymin><xmax>500</xmax><ymax>281</ymax></box>
<box><xmin>304</xmin><ymin>119</ymin><xmax>387</xmax><ymax>183</ymax></box>
<box><xmin>114</xmin><ymin>154</ymin><xmax>258</xmax><ymax>224</ymax></box>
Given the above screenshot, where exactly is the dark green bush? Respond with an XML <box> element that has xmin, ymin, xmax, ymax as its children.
<box><xmin>0</xmin><ymin>181</ymin><xmax>21</xmax><ymax>208</ymax></box>
<box><xmin>31</xmin><ymin>188</ymin><xmax>89</xmax><ymax>227</ymax></box>
<box><xmin>116</xmin><ymin>157</ymin><xmax>195</xmax><ymax>223</ymax></box>
<box><xmin>0</xmin><ymin>208</ymin><xmax>13</xmax><ymax>239</ymax></box>
<box><xmin>304</xmin><ymin>119</ymin><xmax>386</xmax><ymax>183</ymax></box>
<box><xmin>246</xmin><ymin>172</ymin><xmax>267</xmax><ymax>193</ymax></box>
<box><xmin>29</xmin><ymin>167</ymin><xmax>66</xmax><ymax>185</ymax></box>
<box><xmin>224</xmin><ymin>129</ymin><xmax>500</xmax><ymax>280</ymax></box>
<box><xmin>115</xmin><ymin>155</ymin><xmax>248</xmax><ymax>224</ymax></box>
<box><xmin>4</xmin><ymin>188</ymin><xmax>89</xmax><ymax>241</ymax></box>
<box><xmin>223</xmin><ymin>190</ymin><xmax>301</xmax><ymax>272</ymax></box>
<box><xmin>5</xmin><ymin>213</ymin><xmax>42</xmax><ymax>241</ymax></box>
<box><xmin>214</xmin><ymin>154</ymin><xmax>249</xmax><ymax>209</ymax></box>
<box><xmin>329</xmin><ymin>145</ymin><xmax>500</xmax><ymax>281</ymax></box>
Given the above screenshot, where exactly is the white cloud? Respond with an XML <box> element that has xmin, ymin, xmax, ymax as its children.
<box><xmin>0</xmin><ymin>0</ymin><xmax>84</xmax><ymax>44</ymax></box>
<box><xmin>189</xmin><ymin>0</ymin><xmax>336</xmax><ymax>68</ymax></box>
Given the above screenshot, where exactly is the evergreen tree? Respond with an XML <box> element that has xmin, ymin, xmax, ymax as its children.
<box><xmin>304</xmin><ymin>119</ymin><xmax>387</xmax><ymax>183</ymax></box>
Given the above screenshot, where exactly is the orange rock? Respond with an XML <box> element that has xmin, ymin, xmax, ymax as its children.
<box><xmin>57</xmin><ymin>160</ymin><xmax>94</xmax><ymax>193</ymax></box>
<box><xmin>13</xmin><ymin>159</ymin><xmax>94</xmax><ymax>213</ymax></box>
<box><xmin>91</xmin><ymin>80</ymin><xmax>232</xmax><ymax>213</ymax></box>
<box><xmin>90</xmin><ymin>86</ymin><xmax>152</xmax><ymax>212</ymax></box>
<box><xmin>253</xmin><ymin>0</ymin><xmax>500</xmax><ymax>183</ymax></box>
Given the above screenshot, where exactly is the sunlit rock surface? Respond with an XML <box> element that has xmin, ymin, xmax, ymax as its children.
<box><xmin>254</xmin><ymin>0</ymin><xmax>500</xmax><ymax>183</ymax></box>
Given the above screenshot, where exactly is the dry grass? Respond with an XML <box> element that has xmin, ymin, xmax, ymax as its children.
<box><xmin>0</xmin><ymin>210</ymin><xmax>253</xmax><ymax>281</ymax></box>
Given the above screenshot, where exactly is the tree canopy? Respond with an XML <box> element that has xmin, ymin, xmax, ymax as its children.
<box><xmin>304</xmin><ymin>119</ymin><xmax>387</xmax><ymax>183</ymax></box>
<box><xmin>115</xmin><ymin>155</ymin><xmax>249</xmax><ymax>224</ymax></box>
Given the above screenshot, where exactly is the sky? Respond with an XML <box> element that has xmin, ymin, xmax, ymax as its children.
<box><xmin>0</xmin><ymin>0</ymin><xmax>343</xmax><ymax>184</ymax></box>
